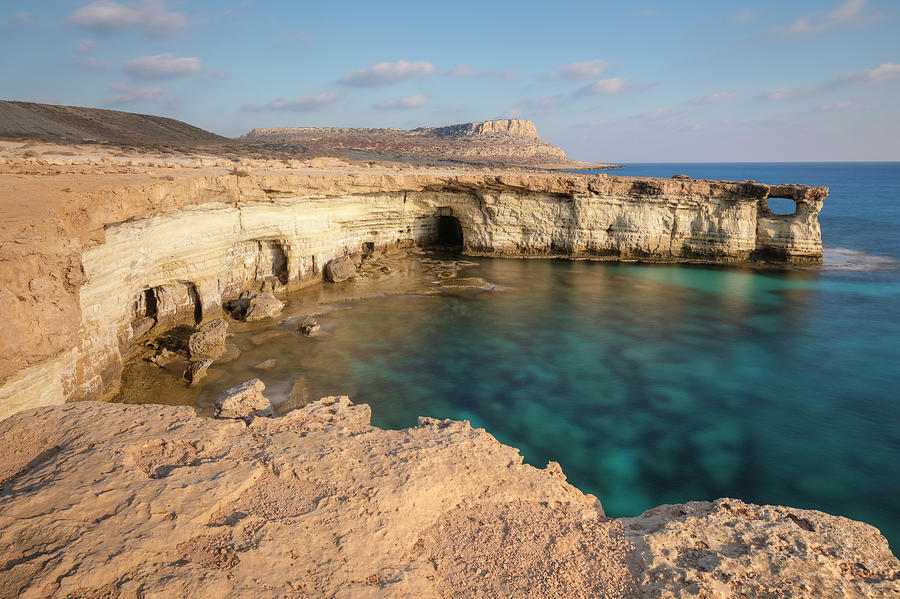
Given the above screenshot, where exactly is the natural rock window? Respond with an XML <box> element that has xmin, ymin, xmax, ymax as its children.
<box><xmin>766</xmin><ymin>197</ymin><xmax>798</xmax><ymax>216</ymax></box>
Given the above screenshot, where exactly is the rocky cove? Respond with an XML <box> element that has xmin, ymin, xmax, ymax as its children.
<box><xmin>0</xmin><ymin>165</ymin><xmax>826</xmax><ymax>417</ymax></box>
<box><xmin>2</xmin><ymin>152</ymin><xmax>899</xmax><ymax>597</ymax></box>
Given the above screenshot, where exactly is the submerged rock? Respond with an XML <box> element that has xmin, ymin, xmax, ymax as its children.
<box><xmin>324</xmin><ymin>255</ymin><xmax>356</xmax><ymax>282</ymax></box>
<box><xmin>183</xmin><ymin>358</ymin><xmax>213</xmax><ymax>385</ymax></box>
<box><xmin>297</xmin><ymin>316</ymin><xmax>320</xmax><ymax>336</ymax></box>
<box><xmin>214</xmin><ymin>378</ymin><xmax>273</xmax><ymax>419</ymax></box>
<box><xmin>187</xmin><ymin>318</ymin><xmax>228</xmax><ymax>360</ymax></box>
<box><xmin>244</xmin><ymin>292</ymin><xmax>284</xmax><ymax>321</ymax></box>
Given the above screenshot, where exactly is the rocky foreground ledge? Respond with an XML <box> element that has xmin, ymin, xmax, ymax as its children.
<box><xmin>0</xmin><ymin>399</ymin><xmax>897</xmax><ymax>598</ymax></box>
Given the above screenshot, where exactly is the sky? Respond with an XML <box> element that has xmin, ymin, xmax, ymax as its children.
<box><xmin>0</xmin><ymin>0</ymin><xmax>898</xmax><ymax>162</ymax></box>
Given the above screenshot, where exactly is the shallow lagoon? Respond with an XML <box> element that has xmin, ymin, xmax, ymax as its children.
<box><xmin>119</xmin><ymin>162</ymin><xmax>900</xmax><ymax>548</ymax></box>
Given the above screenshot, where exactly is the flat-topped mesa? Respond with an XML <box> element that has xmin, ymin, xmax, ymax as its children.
<box><xmin>421</xmin><ymin>119</ymin><xmax>540</xmax><ymax>138</ymax></box>
<box><xmin>239</xmin><ymin>119</ymin><xmax>569</xmax><ymax>165</ymax></box>
<box><xmin>0</xmin><ymin>168</ymin><xmax>826</xmax><ymax>419</ymax></box>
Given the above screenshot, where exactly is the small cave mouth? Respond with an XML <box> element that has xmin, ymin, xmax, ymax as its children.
<box><xmin>766</xmin><ymin>197</ymin><xmax>798</xmax><ymax>216</ymax></box>
<box><xmin>141</xmin><ymin>288</ymin><xmax>158</xmax><ymax>319</ymax></box>
<box><xmin>437</xmin><ymin>216</ymin><xmax>464</xmax><ymax>249</ymax></box>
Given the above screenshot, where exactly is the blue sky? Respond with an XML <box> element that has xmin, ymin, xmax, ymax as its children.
<box><xmin>1</xmin><ymin>0</ymin><xmax>898</xmax><ymax>161</ymax></box>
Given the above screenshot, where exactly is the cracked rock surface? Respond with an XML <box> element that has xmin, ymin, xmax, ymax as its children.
<box><xmin>0</xmin><ymin>399</ymin><xmax>897</xmax><ymax>598</ymax></box>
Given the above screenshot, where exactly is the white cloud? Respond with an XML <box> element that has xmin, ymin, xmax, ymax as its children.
<box><xmin>448</xmin><ymin>64</ymin><xmax>477</xmax><ymax>78</ymax></box>
<box><xmin>836</xmin><ymin>62</ymin><xmax>900</xmax><ymax>85</ymax></box>
<box><xmin>689</xmin><ymin>91</ymin><xmax>737</xmax><ymax>105</ymax></box>
<box><xmin>734</xmin><ymin>8</ymin><xmax>757</xmax><ymax>23</ymax></box>
<box><xmin>583</xmin><ymin>118</ymin><xmax>620</xmax><ymax>127</ymax></box>
<box><xmin>817</xmin><ymin>100</ymin><xmax>861</xmax><ymax>112</ymax></box>
<box><xmin>764</xmin><ymin>62</ymin><xmax>900</xmax><ymax>100</ymax></box>
<box><xmin>637</xmin><ymin>108</ymin><xmax>672</xmax><ymax>120</ymax></box>
<box><xmin>574</xmin><ymin>77</ymin><xmax>631</xmax><ymax>96</ymax></box>
<box><xmin>340</xmin><ymin>60</ymin><xmax>435</xmax><ymax>86</ymax></box>
<box><xmin>770</xmin><ymin>0</ymin><xmax>873</xmax><ymax>35</ymax></box>
<box><xmin>546</xmin><ymin>59</ymin><xmax>609</xmax><ymax>81</ymax></box>
<box><xmin>77</xmin><ymin>39</ymin><xmax>97</xmax><ymax>53</ymax></box>
<box><xmin>374</xmin><ymin>93</ymin><xmax>429</xmax><ymax>110</ymax></box>
<box><xmin>243</xmin><ymin>92</ymin><xmax>344</xmax><ymax>112</ymax></box>
<box><xmin>104</xmin><ymin>81</ymin><xmax>171</xmax><ymax>105</ymax></box>
<box><xmin>502</xmin><ymin>108</ymin><xmax>523</xmax><ymax>119</ymax></box>
<box><xmin>760</xmin><ymin>86</ymin><xmax>813</xmax><ymax>101</ymax></box>
<box><xmin>447</xmin><ymin>64</ymin><xmax>516</xmax><ymax>81</ymax></box>
<box><xmin>124</xmin><ymin>54</ymin><xmax>203</xmax><ymax>79</ymax></box>
<box><xmin>14</xmin><ymin>11</ymin><xmax>29</xmax><ymax>23</ymax></box>
<box><xmin>67</xmin><ymin>0</ymin><xmax>188</xmax><ymax>38</ymax></box>
<box><xmin>78</xmin><ymin>57</ymin><xmax>112</xmax><ymax>70</ymax></box>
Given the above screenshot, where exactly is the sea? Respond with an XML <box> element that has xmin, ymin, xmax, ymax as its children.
<box><xmin>145</xmin><ymin>162</ymin><xmax>900</xmax><ymax>549</ymax></box>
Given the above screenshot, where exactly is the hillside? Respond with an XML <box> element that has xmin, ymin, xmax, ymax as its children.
<box><xmin>0</xmin><ymin>100</ymin><xmax>226</xmax><ymax>144</ymax></box>
<box><xmin>240</xmin><ymin>119</ymin><xmax>611</xmax><ymax>169</ymax></box>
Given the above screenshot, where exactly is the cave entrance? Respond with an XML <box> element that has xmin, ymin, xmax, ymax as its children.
<box><xmin>437</xmin><ymin>216</ymin><xmax>464</xmax><ymax>249</ymax></box>
<box><xmin>141</xmin><ymin>288</ymin><xmax>158</xmax><ymax>319</ymax></box>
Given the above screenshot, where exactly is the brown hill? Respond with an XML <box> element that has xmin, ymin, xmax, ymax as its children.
<box><xmin>0</xmin><ymin>100</ymin><xmax>226</xmax><ymax>144</ymax></box>
<box><xmin>240</xmin><ymin>119</ymin><xmax>612</xmax><ymax>169</ymax></box>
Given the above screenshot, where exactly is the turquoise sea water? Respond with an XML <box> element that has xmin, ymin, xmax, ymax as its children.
<box><xmin>342</xmin><ymin>163</ymin><xmax>900</xmax><ymax>548</ymax></box>
<box><xmin>183</xmin><ymin>163</ymin><xmax>900</xmax><ymax>548</ymax></box>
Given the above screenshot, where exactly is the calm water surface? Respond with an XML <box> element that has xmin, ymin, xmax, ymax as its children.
<box><xmin>180</xmin><ymin>163</ymin><xmax>900</xmax><ymax>548</ymax></box>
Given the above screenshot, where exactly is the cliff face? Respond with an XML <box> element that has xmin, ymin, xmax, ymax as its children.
<box><xmin>0</xmin><ymin>167</ymin><xmax>825</xmax><ymax>420</ymax></box>
<box><xmin>425</xmin><ymin>118</ymin><xmax>540</xmax><ymax>138</ymax></box>
<box><xmin>0</xmin><ymin>399</ymin><xmax>896</xmax><ymax>598</ymax></box>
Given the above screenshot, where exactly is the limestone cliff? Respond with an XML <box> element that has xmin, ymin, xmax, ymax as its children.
<box><xmin>0</xmin><ymin>162</ymin><xmax>826</xmax><ymax>420</ymax></box>
<box><xmin>0</xmin><ymin>399</ymin><xmax>896</xmax><ymax>597</ymax></box>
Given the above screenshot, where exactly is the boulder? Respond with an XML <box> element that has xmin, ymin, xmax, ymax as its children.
<box><xmin>214</xmin><ymin>378</ymin><xmax>273</xmax><ymax>419</ymax></box>
<box><xmin>672</xmin><ymin>174</ymin><xmax>691</xmax><ymax>180</ymax></box>
<box><xmin>131</xmin><ymin>316</ymin><xmax>156</xmax><ymax>339</ymax></box>
<box><xmin>324</xmin><ymin>255</ymin><xmax>356</xmax><ymax>282</ymax></box>
<box><xmin>298</xmin><ymin>316</ymin><xmax>320</xmax><ymax>336</ymax></box>
<box><xmin>187</xmin><ymin>318</ymin><xmax>228</xmax><ymax>360</ymax></box>
<box><xmin>224</xmin><ymin>296</ymin><xmax>252</xmax><ymax>319</ymax></box>
<box><xmin>245</xmin><ymin>292</ymin><xmax>284</xmax><ymax>321</ymax></box>
<box><xmin>183</xmin><ymin>359</ymin><xmax>213</xmax><ymax>385</ymax></box>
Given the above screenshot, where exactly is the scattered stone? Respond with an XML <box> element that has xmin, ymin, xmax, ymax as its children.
<box><xmin>297</xmin><ymin>316</ymin><xmax>320</xmax><ymax>336</ymax></box>
<box><xmin>254</xmin><ymin>359</ymin><xmax>278</xmax><ymax>370</ymax></box>
<box><xmin>324</xmin><ymin>255</ymin><xmax>357</xmax><ymax>282</ymax></box>
<box><xmin>244</xmin><ymin>292</ymin><xmax>284</xmax><ymax>321</ymax></box>
<box><xmin>183</xmin><ymin>359</ymin><xmax>213</xmax><ymax>385</ymax></box>
<box><xmin>672</xmin><ymin>174</ymin><xmax>690</xmax><ymax>180</ymax></box>
<box><xmin>148</xmin><ymin>348</ymin><xmax>174</xmax><ymax>367</ymax></box>
<box><xmin>187</xmin><ymin>318</ymin><xmax>228</xmax><ymax>360</ymax></box>
<box><xmin>214</xmin><ymin>378</ymin><xmax>273</xmax><ymax>419</ymax></box>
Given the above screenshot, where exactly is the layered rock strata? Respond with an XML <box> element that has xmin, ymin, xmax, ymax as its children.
<box><xmin>0</xmin><ymin>400</ymin><xmax>895</xmax><ymax>598</ymax></box>
<box><xmin>0</xmin><ymin>168</ymin><xmax>825</xmax><ymax>420</ymax></box>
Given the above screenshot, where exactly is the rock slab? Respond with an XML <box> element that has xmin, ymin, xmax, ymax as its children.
<box><xmin>244</xmin><ymin>293</ymin><xmax>284</xmax><ymax>321</ymax></box>
<box><xmin>214</xmin><ymin>378</ymin><xmax>273</xmax><ymax>419</ymax></box>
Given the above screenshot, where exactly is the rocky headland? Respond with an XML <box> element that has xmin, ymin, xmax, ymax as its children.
<box><xmin>2</xmin><ymin>106</ymin><xmax>896</xmax><ymax>597</ymax></box>
<box><xmin>240</xmin><ymin>118</ymin><xmax>612</xmax><ymax>169</ymax></box>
